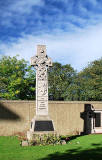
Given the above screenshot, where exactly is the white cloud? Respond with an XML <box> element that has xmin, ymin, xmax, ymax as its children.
<box><xmin>1</xmin><ymin>22</ymin><xmax>102</xmax><ymax>71</ymax></box>
<box><xmin>89</xmin><ymin>0</ymin><xmax>98</xmax><ymax>6</ymax></box>
<box><xmin>0</xmin><ymin>0</ymin><xmax>43</xmax><ymax>27</ymax></box>
<box><xmin>10</xmin><ymin>0</ymin><xmax>43</xmax><ymax>14</ymax></box>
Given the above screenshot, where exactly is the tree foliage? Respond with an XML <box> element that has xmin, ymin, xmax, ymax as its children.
<box><xmin>48</xmin><ymin>62</ymin><xmax>76</xmax><ymax>100</ymax></box>
<box><xmin>77</xmin><ymin>58</ymin><xmax>102</xmax><ymax>101</ymax></box>
<box><xmin>64</xmin><ymin>58</ymin><xmax>102</xmax><ymax>101</ymax></box>
<box><xmin>48</xmin><ymin>58</ymin><xmax>102</xmax><ymax>101</ymax></box>
<box><xmin>0</xmin><ymin>55</ymin><xmax>35</xmax><ymax>100</ymax></box>
<box><xmin>0</xmin><ymin>55</ymin><xmax>102</xmax><ymax>101</ymax></box>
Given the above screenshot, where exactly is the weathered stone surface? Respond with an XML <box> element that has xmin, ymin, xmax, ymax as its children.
<box><xmin>31</xmin><ymin>45</ymin><xmax>52</xmax><ymax>116</ymax></box>
<box><xmin>27</xmin><ymin>131</ymin><xmax>34</xmax><ymax>141</ymax></box>
<box><xmin>21</xmin><ymin>140</ymin><xmax>29</xmax><ymax>146</ymax></box>
<box><xmin>61</xmin><ymin>140</ymin><xmax>66</xmax><ymax>145</ymax></box>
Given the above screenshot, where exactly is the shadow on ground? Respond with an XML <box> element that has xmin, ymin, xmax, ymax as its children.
<box><xmin>39</xmin><ymin>144</ymin><xmax>102</xmax><ymax>160</ymax></box>
<box><xmin>0</xmin><ymin>102</ymin><xmax>21</xmax><ymax>120</ymax></box>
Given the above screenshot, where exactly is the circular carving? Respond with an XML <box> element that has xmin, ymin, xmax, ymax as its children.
<box><xmin>41</xmin><ymin>50</ymin><xmax>44</xmax><ymax>53</ymax></box>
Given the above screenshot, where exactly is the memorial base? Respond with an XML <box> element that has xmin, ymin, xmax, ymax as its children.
<box><xmin>27</xmin><ymin>115</ymin><xmax>55</xmax><ymax>140</ymax></box>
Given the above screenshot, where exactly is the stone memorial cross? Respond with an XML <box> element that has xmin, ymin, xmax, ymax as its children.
<box><xmin>31</xmin><ymin>45</ymin><xmax>52</xmax><ymax>116</ymax></box>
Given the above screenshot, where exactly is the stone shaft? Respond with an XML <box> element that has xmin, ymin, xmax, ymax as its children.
<box><xmin>31</xmin><ymin>45</ymin><xmax>52</xmax><ymax>116</ymax></box>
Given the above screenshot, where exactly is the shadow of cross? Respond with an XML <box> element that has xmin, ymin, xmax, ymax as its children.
<box><xmin>0</xmin><ymin>102</ymin><xmax>21</xmax><ymax>120</ymax></box>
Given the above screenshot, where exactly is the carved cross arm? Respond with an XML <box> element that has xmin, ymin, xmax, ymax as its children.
<box><xmin>46</xmin><ymin>57</ymin><xmax>52</xmax><ymax>67</ymax></box>
<box><xmin>31</xmin><ymin>56</ymin><xmax>38</xmax><ymax>67</ymax></box>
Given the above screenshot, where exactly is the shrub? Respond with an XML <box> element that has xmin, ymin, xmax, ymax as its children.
<box><xmin>29</xmin><ymin>134</ymin><xmax>62</xmax><ymax>146</ymax></box>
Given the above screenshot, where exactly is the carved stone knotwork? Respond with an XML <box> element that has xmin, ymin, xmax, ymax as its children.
<box><xmin>31</xmin><ymin>45</ymin><xmax>52</xmax><ymax>115</ymax></box>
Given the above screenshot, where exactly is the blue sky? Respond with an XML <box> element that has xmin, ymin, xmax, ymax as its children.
<box><xmin>0</xmin><ymin>0</ymin><xmax>102</xmax><ymax>71</ymax></box>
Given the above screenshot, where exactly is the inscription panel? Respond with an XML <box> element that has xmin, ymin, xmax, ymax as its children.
<box><xmin>38</xmin><ymin>101</ymin><xmax>47</xmax><ymax>109</ymax></box>
<box><xmin>34</xmin><ymin>120</ymin><xmax>54</xmax><ymax>131</ymax></box>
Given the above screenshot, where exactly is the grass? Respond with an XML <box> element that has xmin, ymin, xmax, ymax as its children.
<box><xmin>0</xmin><ymin>134</ymin><xmax>102</xmax><ymax>160</ymax></box>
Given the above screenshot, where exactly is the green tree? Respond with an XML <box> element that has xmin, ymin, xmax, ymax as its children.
<box><xmin>77</xmin><ymin>58</ymin><xmax>102</xmax><ymax>101</ymax></box>
<box><xmin>64</xmin><ymin>58</ymin><xmax>102</xmax><ymax>101</ymax></box>
<box><xmin>48</xmin><ymin>62</ymin><xmax>76</xmax><ymax>100</ymax></box>
<box><xmin>63</xmin><ymin>75</ymin><xmax>81</xmax><ymax>101</ymax></box>
<box><xmin>0</xmin><ymin>55</ymin><xmax>36</xmax><ymax>100</ymax></box>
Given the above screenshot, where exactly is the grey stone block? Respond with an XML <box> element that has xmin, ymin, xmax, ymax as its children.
<box><xmin>61</xmin><ymin>140</ymin><xmax>66</xmax><ymax>145</ymax></box>
<box><xmin>21</xmin><ymin>141</ymin><xmax>29</xmax><ymax>147</ymax></box>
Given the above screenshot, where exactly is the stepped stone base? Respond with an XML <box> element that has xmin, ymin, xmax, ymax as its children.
<box><xmin>93</xmin><ymin>127</ymin><xmax>102</xmax><ymax>134</ymax></box>
<box><xmin>27</xmin><ymin>115</ymin><xmax>55</xmax><ymax>140</ymax></box>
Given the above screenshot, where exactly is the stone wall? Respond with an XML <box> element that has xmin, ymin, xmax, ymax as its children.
<box><xmin>0</xmin><ymin>100</ymin><xmax>102</xmax><ymax>136</ymax></box>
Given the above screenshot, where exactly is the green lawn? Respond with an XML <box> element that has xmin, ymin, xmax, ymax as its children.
<box><xmin>0</xmin><ymin>134</ymin><xmax>102</xmax><ymax>160</ymax></box>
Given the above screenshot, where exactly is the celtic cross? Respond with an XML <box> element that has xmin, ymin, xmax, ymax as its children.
<box><xmin>31</xmin><ymin>45</ymin><xmax>52</xmax><ymax>115</ymax></box>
